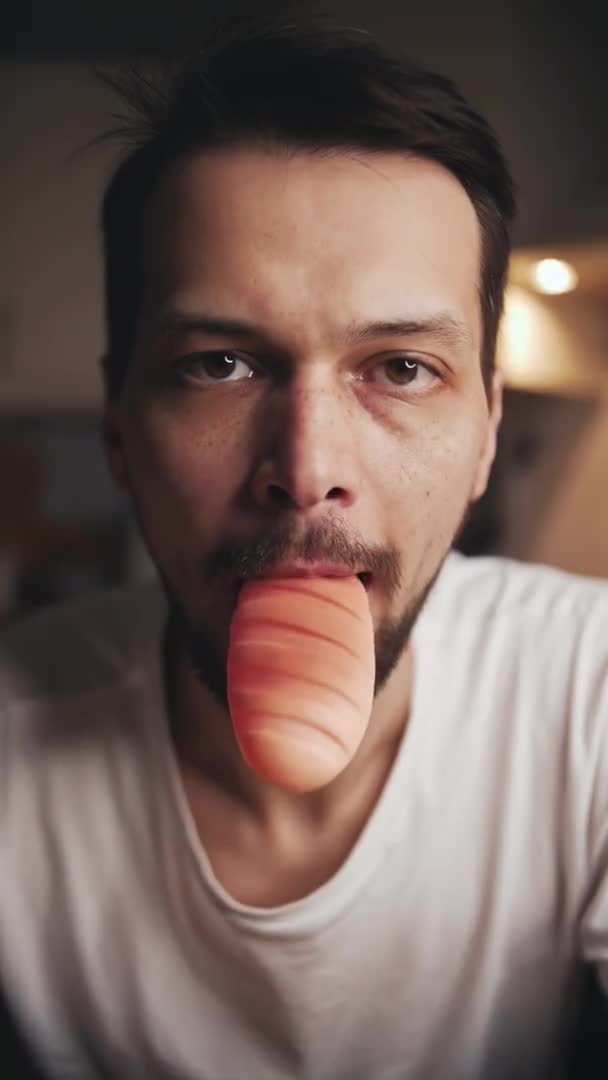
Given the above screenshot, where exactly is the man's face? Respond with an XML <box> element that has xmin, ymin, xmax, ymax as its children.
<box><xmin>105</xmin><ymin>147</ymin><xmax>501</xmax><ymax>703</ymax></box>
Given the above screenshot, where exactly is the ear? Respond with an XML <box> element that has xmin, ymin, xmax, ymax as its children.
<box><xmin>100</xmin><ymin>398</ymin><xmax>130</xmax><ymax>495</ymax></box>
<box><xmin>471</xmin><ymin>370</ymin><xmax>503</xmax><ymax>501</ymax></box>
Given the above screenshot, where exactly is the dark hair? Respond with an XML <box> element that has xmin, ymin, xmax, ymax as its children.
<box><xmin>100</xmin><ymin>13</ymin><xmax>516</xmax><ymax>399</ymax></box>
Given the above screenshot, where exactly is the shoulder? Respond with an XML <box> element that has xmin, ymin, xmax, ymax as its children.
<box><xmin>427</xmin><ymin>550</ymin><xmax>608</xmax><ymax>646</ymax></box>
<box><xmin>0</xmin><ymin>586</ymin><xmax>169</xmax><ymax>949</ymax></box>
<box><xmin>425</xmin><ymin>558</ymin><xmax>608</xmax><ymax>922</ymax></box>
<box><xmin>422</xmin><ymin>551</ymin><xmax>608</xmax><ymax>751</ymax></box>
<box><xmin>0</xmin><ymin>581</ymin><xmax>167</xmax><ymax>713</ymax></box>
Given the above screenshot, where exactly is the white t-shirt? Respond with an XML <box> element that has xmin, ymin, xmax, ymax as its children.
<box><xmin>1</xmin><ymin>552</ymin><xmax>607</xmax><ymax>1080</ymax></box>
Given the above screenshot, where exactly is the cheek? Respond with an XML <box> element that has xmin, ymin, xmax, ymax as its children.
<box><xmin>123</xmin><ymin>407</ymin><xmax>242</xmax><ymax>538</ymax></box>
<box><xmin>387</xmin><ymin>417</ymin><xmax>483</xmax><ymax>554</ymax></box>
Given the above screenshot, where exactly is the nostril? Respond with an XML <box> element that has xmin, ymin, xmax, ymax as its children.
<box><xmin>261</xmin><ymin>482</ymin><xmax>351</xmax><ymax>511</ymax></box>
<box><xmin>267</xmin><ymin>484</ymin><xmax>292</xmax><ymax>507</ymax></box>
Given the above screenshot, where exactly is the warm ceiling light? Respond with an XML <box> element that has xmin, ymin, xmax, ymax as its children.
<box><xmin>529</xmin><ymin>258</ymin><xmax>578</xmax><ymax>295</ymax></box>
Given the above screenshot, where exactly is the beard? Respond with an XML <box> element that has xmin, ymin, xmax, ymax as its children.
<box><xmin>163</xmin><ymin>563</ymin><xmax>440</xmax><ymax>707</ymax></box>
<box><xmin>156</xmin><ymin>511</ymin><xmax>468</xmax><ymax>712</ymax></box>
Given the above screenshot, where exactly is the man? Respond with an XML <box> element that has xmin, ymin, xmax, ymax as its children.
<box><xmin>1</xmin><ymin>13</ymin><xmax>607</xmax><ymax>1080</ymax></box>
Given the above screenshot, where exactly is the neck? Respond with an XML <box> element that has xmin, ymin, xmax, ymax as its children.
<box><xmin>165</xmin><ymin>629</ymin><xmax>414</xmax><ymax>830</ymax></box>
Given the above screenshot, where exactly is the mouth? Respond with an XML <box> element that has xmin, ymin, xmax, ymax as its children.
<box><xmin>235</xmin><ymin>566</ymin><xmax>373</xmax><ymax>594</ymax></box>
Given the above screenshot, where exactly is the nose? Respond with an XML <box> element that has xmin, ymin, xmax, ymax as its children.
<box><xmin>249</xmin><ymin>375</ymin><xmax>359</xmax><ymax>515</ymax></box>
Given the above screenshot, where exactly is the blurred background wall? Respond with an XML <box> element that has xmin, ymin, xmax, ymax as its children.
<box><xmin>1</xmin><ymin>0</ymin><xmax>607</xmax><ymax>622</ymax></box>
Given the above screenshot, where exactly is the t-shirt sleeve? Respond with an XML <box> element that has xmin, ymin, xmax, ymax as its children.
<box><xmin>577</xmin><ymin>595</ymin><xmax>608</xmax><ymax>993</ymax></box>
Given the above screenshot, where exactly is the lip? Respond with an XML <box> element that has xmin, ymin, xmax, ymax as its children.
<box><xmin>251</xmin><ymin>561</ymin><xmax>373</xmax><ymax>589</ymax></box>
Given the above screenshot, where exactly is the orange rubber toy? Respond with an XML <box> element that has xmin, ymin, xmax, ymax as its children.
<box><xmin>227</xmin><ymin>576</ymin><xmax>375</xmax><ymax>792</ymax></box>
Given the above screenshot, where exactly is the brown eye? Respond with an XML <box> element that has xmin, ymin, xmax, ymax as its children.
<box><xmin>384</xmin><ymin>357</ymin><xmax>419</xmax><ymax>384</ymax></box>
<box><xmin>370</xmin><ymin>354</ymin><xmax>440</xmax><ymax>395</ymax></box>
<box><xmin>177</xmin><ymin>351</ymin><xmax>255</xmax><ymax>383</ymax></box>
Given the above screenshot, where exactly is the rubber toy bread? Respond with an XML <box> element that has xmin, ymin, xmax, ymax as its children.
<box><xmin>227</xmin><ymin>576</ymin><xmax>375</xmax><ymax>792</ymax></box>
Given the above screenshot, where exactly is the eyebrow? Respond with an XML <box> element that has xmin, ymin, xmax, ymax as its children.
<box><xmin>344</xmin><ymin>316</ymin><xmax>473</xmax><ymax>351</ymax></box>
<box><xmin>158</xmin><ymin>311</ymin><xmax>473</xmax><ymax>353</ymax></box>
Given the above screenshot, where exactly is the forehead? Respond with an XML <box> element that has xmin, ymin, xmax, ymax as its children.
<box><xmin>141</xmin><ymin>146</ymin><xmax>482</xmax><ymax>343</ymax></box>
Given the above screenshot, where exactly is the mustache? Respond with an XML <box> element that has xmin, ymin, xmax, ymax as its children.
<box><xmin>204</xmin><ymin>519</ymin><xmax>403</xmax><ymax>593</ymax></box>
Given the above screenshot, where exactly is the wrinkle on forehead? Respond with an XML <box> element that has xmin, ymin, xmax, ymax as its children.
<box><xmin>140</xmin><ymin>146</ymin><xmax>483</xmax><ymax>358</ymax></box>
